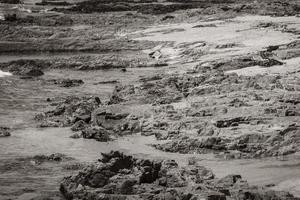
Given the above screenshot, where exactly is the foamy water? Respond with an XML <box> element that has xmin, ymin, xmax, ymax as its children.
<box><xmin>0</xmin><ymin>70</ymin><xmax>11</xmax><ymax>77</ymax></box>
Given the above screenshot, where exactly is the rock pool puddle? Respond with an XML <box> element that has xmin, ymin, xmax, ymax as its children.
<box><xmin>1</xmin><ymin>127</ymin><xmax>300</xmax><ymax>197</ymax></box>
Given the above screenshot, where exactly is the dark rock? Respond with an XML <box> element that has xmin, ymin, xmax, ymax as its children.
<box><xmin>4</xmin><ymin>13</ymin><xmax>17</xmax><ymax>21</ymax></box>
<box><xmin>94</xmin><ymin>80</ymin><xmax>119</xmax><ymax>85</ymax></box>
<box><xmin>192</xmin><ymin>24</ymin><xmax>217</xmax><ymax>28</ymax></box>
<box><xmin>0</xmin><ymin>0</ymin><xmax>20</xmax><ymax>4</ymax></box>
<box><xmin>0</xmin><ymin>127</ymin><xmax>11</xmax><ymax>137</ymax></box>
<box><xmin>71</xmin><ymin>120</ymin><xmax>88</xmax><ymax>132</ymax></box>
<box><xmin>70</xmin><ymin>133</ymin><xmax>81</xmax><ymax>139</ymax></box>
<box><xmin>213</xmin><ymin>117</ymin><xmax>252</xmax><ymax>128</ymax></box>
<box><xmin>32</xmin><ymin>153</ymin><xmax>72</xmax><ymax>164</ymax></box>
<box><xmin>2</xmin><ymin>60</ymin><xmax>48</xmax><ymax>77</ymax></box>
<box><xmin>161</xmin><ymin>15</ymin><xmax>175</xmax><ymax>21</ymax></box>
<box><xmin>47</xmin><ymin>78</ymin><xmax>84</xmax><ymax>87</ymax></box>
<box><xmin>81</xmin><ymin>126</ymin><xmax>112</xmax><ymax>142</ymax></box>
<box><xmin>36</xmin><ymin>0</ymin><xmax>71</xmax><ymax>6</ymax></box>
<box><xmin>60</xmin><ymin>151</ymin><xmax>299</xmax><ymax>200</ymax></box>
<box><xmin>36</xmin><ymin>96</ymin><xmax>101</xmax><ymax>127</ymax></box>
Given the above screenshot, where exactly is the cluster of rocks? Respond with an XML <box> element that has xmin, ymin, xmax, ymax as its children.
<box><xmin>54</xmin><ymin>0</ymin><xmax>300</xmax><ymax>17</ymax></box>
<box><xmin>35</xmin><ymin>96</ymin><xmax>141</xmax><ymax>141</ymax></box>
<box><xmin>0</xmin><ymin>0</ymin><xmax>20</xmax><ymax>3</ymax></box>
<box><xmin>109</xmin><ymin>71</ymin><xmax>296</xmax><ymax>106</ymax></box>
<box><xmin>57</xmin><ymin>0</ymin><xmax>202</xmax><ymax>14</ymax></box>
<box><xmin>60</xmin><ymin>151</ymin><xmax>300</xmax><ymax>200</ymax></box>
<box><xmin>31</xmin><ymin>153</ymin><xmax>73</xmax><ymax>165</ymax></box>
<box><xmin>0</xmin><ymin>53</ymin><xmax>157</xmax><ymax>73</ymax></box>
<box><xmin>36</xmin><ymin>0</ymin><xmax>71</xmax><ymax>6</ymax></box>
<box><xmin>0</xmin><ymin>13</ymin><xmax>73</xmax><ymax>26</ymax></box>
<box><xmin>0</xmin><ymin>127</ymin><xmax>11</xmax><ymax>137</ymax></box>
<box><xmin>153</xmin><ymin>124</ymin><xmax>300</xmax><ymax>159</ymax></box>
<box><xmin>47</xmin><ymin>78</ymin><xmax>84</xmax><ymax>88</ymax></box>
<box><xmin>0</xmin><ymin>59</ymin><xmax>47</xmax><ymax>77</ymax></box>
<box><xmin>35</xmin><ymin>96</ymin><xmax>101</xmax><ymax>128</ymax></box>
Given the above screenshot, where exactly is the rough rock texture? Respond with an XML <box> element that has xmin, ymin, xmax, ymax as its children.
<box><xmin>55</xmin><ymin>0</ymin><xmax>300</xmax><ymax>17</ymax></box>
<box><xmin>0</xmin><ymin>0</ymin><xmax>20</xmax><ymax>3</ymax></box>
<box><xmin>60</xmin><ymin>151</ymin><xmax>299</xmax><ymax>200</ymax></box>
<box><xmin>153</xmin><ymin>124</ymin><xmax>300</xmax><ymax>158</ymax></box>
<box><xmin>47</xmin><ymin>79</ymin><xmax>84</xmax><ymax>87</ymax></box>
<box><xmin>35</xmin><ymin>96</ymin><xmax>101</xmax><ymax>128</ymax></box>
<box><xmin>0</xmin><ymin>59</ymin><xmax>48</xmax><ymax>77</ymax></box>
<box><xmin>0</xmin><ymin>127</ymin><xmax>11</xmax><ymax>137</ymax></box>
<box><xmin>32</xmin><ymin>153</ymin><xmax>73</xmax><ymax>164</ymax></box>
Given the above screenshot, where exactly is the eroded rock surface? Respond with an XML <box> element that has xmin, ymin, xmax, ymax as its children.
<box><xmin>60</xmin><ymin>151</ymin><xmax>300</xmax><ymax>200</ymax></box>
<box><xmin>0</xmin><ymin>127</ymin><xmax>11</xmax><ymax>137</ymax></box>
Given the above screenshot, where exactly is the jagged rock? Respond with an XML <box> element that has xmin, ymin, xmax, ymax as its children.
<box><xmin>0</xmin><ymin>127</ymin><xmax>11</xmax><ymax>137</ymax></box>
<box><xmin>71</xmin><ymin>120</ymin><xmax>88</xmax><ymax>132</ymax></box>
<box><xmin>81</xmin><ymin>126</ymin><xmax>112</xmax><ymax>142</ymax></box>
<box><xmin>213</xmin><ymin>117</ymin><xmax>252</xmax><ymax>128</ymax></box>
<box><xmin>1</xmin><ymin>60</ymin><xmax>48</xmax><ymax>77</ymax></box>
<box><xmin>92</xmin><ymin>108</ymin><xmax>140</xmax><ymax>136</ymax></box>
<box><xmin>161</xmin><ymin>15</ymin><xmax>175</xmax><ymax>21</ymax></box>
<box><xmin>153</xmin><ymin>136</ymin><xmax>226</xmax><ymax>154</ymax></box>
<box><xmin>31</xmin><ymin>153</ymin><xmax>73</xmax><ymax>165</ymax></box>
<box><xmin>60</xmin><ymin>151</ymin><xmax>299</xmax><ymax>200</ymax></box>
<box><xmin>35</xmin><ymin>96</ymin><xmax>101</xmax><ymax>127</ymax></box>
<box><xmin>47</xmin><ymin>78</ymin><xmax>84</xmax><ymax>87</ymax></box>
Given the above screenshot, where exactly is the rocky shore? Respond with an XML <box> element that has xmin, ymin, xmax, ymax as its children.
<box><xmin>0</xmin><ymin>0</ymin><xmax>300</xmax><ymax>199</ymax></box>
<box><xmin>60</xmin><ymin>151</ymin><xmax>300</xmax><ymax>200</ymax></box>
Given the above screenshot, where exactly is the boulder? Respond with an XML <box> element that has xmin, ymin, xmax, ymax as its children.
<box><xmin>60</xmin><ymin>151</ymin><xmax>298</xmax><ymax>200</ymax></box>
<box><xmin>0</xmin><ymin>127</ymin><xmax>11</xmax><ymax>137</ymax></box>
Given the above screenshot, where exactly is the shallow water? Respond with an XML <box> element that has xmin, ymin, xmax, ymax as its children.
<box><xmin>0</xmin><ymin>13</ymin><xmax>299</xmax><ymax>199</ymax></box>
<box><xmin>1</xmin><ymin>127</ymin><xmax>300</xmax><ymax>197</ymax></box>
<box><xmin>0</xmin><ymin>66</ymin><xmax>169</xmax><ymax>128</ymax></box>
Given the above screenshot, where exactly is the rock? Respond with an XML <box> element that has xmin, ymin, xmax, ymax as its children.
<box><xmin>92</xmin><ymin>108</ymin><xmax>140</xmax><ymax>136</ymax></box>
<box><xmin>0</xmin><ymin>0</ymin><xmax>21</xmax><ymax>4</ymax></box>
<box><xmin>161</xmin><ymin>15</ymin><xmax>175</xmax><ymax>21</ymax></box>
<box><xmin>21</xmin><ymin>68</ymin><xmax>44</xmax><ymax>77</ymax></box>
<box><xmin>36</xmin><ymin>0</ymin><xmax>71</xmax><ymax>6</ymax></box>
<box><xmin>94</xmin><ymin>80</ymin><xmax>119</xmax><ymax>85</ymax></box>
<box><xmin>36</xmin><ymin>96</ymin><xmax>101</xmax><ymax>127</ymax></box>
<box><xmin>4</xmin><ymin>13</ymin><xmax>17</xmax><ymax>21</ymax></box>
<box><xmin>71</xmin><ymin>120</ymin><xmax>88</xmax><ymax>132</ymax></box>
<box><xmin>81</xmin><ymin>126</ymin><xmax>112</xmax><ymax>142</ymax></box>
<box><xmin>60</xmin><ymin>151</ymin><xmax>299</xmax><ymax>200</ymax></box>
<box><xmin>192</xmin><ymin>24</ymin><xmax>217</xmax><ymax>28</ymax></box>
<box><xmin>213</xmin><ymin>117</ymin><xmax>252</xmax><ymax>128</ymax></box>
<box><xmin>47</xmin><ymin>78</ymin><xmax>84</xmax><ymax>87</ymax></box>
<box><xmin>75</xmin><ymin>114</ymin><xmax>91</xmax><ymax>123</ymax></box>
<box><xmin>38</xmin><ymin>120</ymin><xmax>61</xmax><ymax>128</ymax></box>
<box><xmin>70</xmin><ymin>133</ymin><xmax>81</xmax><ymax>139</ymax></box>
<box><xmin>153</xmin><ymin>136</ymin><xmax>226</xmax><ymax>154</ymax></box>
<box><xmin>217</xmin><ymin>175</ymin><xmax>242</xmax><ymax>188</ymax></box>
<box><xmin>32</xmin><ymin>153</ymin><xmax>72</xmax><ymax>164</ymax></box>
<box><xmin>2</xmin><ymin>60</ymin><xmax>48</xmax><ymax>77</ymax></box>
<box><xmin>0</xmin><ymin>127</ymin><xmax>11</xmax><ymax>137</ymax></box>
